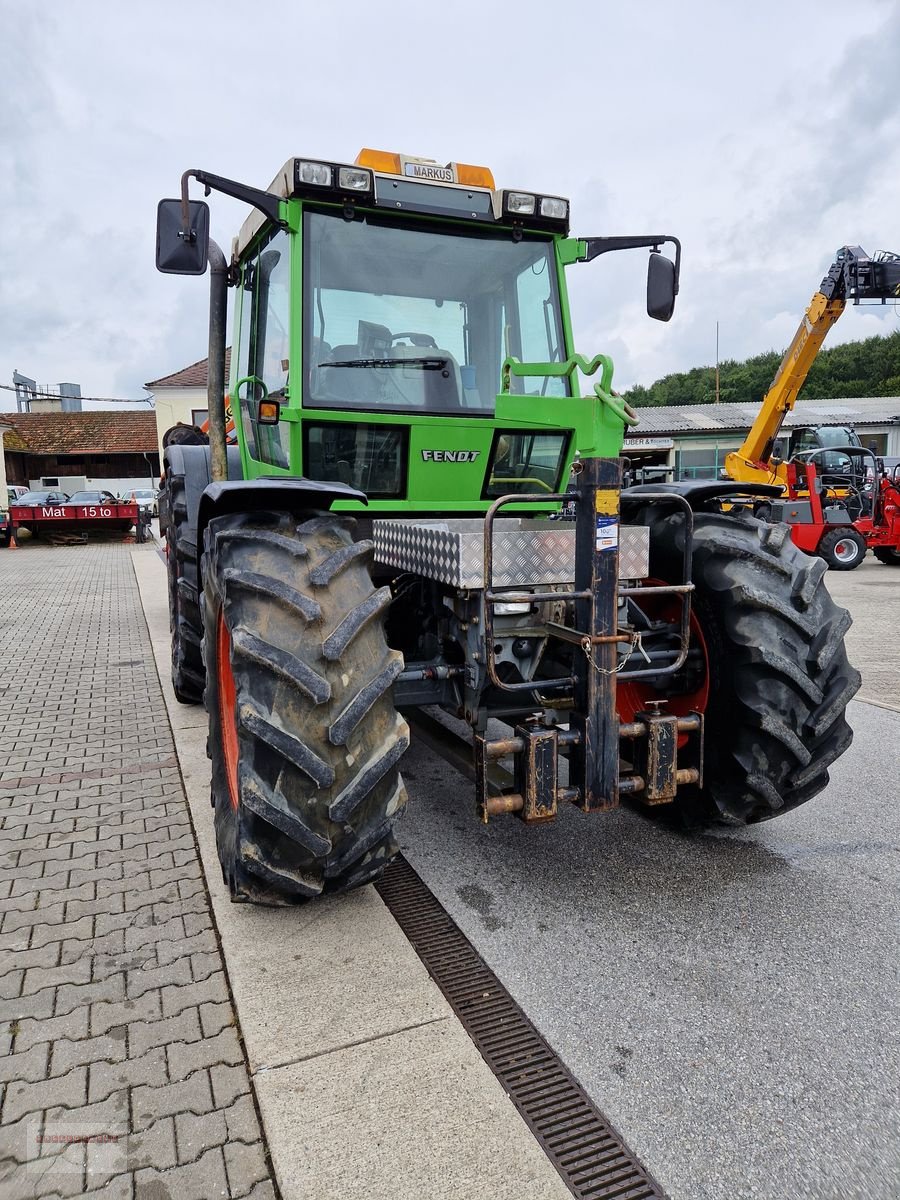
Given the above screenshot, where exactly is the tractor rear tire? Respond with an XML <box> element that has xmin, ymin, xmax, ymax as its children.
<box><xmin>202</xmin><ymin>510</ymin><xmax>409</xmax><ymax>904</ymax></box>
<box><xmin>872</xmin><ymin>546</ymin><xmax>900</xmax><ymax>566</ymax></box>
<box><xmin>164</xmin><ymin>468</ymin><xmax>205</xmax><ymax>704</ymax></box>
<box><xmin>643</xmin><ymin>510</ymin><xmax>860</xmax><ymax>827</ymax></box>
<box><xmin>817</xmin><ymin>527</ymin><xmax>867</xmax><ymax>571</ymax></box>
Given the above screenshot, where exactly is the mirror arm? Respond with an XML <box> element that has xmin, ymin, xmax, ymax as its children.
<box><xmin>179</xmin><ymin>169</ymin><xmax>286</xmax><ymax>243</ymax></box>
<box><xmin>579</xmin><ymin>235</ymin><xmax>681</xmax><ymax>291</ymax></box>
<box><xmin>207</xmin><ymin>239</ymin><xmax>229</xmax><ymax>484</ymax></box>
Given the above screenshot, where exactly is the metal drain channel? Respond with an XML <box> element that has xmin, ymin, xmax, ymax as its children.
<box><xmin>376</xmin><ymin>856</ymin><xmax>668</xmax><ymax>1200</ymax></box>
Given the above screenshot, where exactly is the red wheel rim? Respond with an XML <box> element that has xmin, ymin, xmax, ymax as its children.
<box><xmin>616</xmin><ymin>583</ymin><xmax>710</xmax><ymax>742</ymax></box>
<box><xmin>216</xmin><ymin>610</ymin><xmax>240</xmax><ymax>811</ymax></box>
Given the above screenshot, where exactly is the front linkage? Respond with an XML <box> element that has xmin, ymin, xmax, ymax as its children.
<box><xmin>476</xmin><ymin>456</ymin><xmax>703</xmax><ymax>822</ymax></box>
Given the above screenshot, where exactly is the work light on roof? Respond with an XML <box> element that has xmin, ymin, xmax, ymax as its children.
<box><xmin>338</xmin><ymin>166</ymin><xmax>372</xmax><ymax>191</ymax></box>
<box><xmin>297</xmin><ymin>161</ymin><xmax>332</xmax><ymax>187</ymax></box>
<box><xmin>507</xmin><ymin>192</ymin><xmax>536</xmax><ymax>215</ymax></box>
<box><xmin>540</xmin><ymin>197</ymin><xmax>568</xmax><ymax>221</ymax></box>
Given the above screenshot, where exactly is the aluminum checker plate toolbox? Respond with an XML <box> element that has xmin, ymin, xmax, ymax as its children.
<box><xmin>373</xmin><ymin>519</ymin><xmax>650</xmax><ymax>589</ymax></box>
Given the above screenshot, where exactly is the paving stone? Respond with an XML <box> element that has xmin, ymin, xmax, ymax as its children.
<box><xmin>132</xmin><ymin>1071</ymin><xmax>213</xmax><ymax>1132</ymax></box>
<box><xmin>89</xmin><ymin>1047</ymin><xmax>167</xmax><ymax>1104</ymax></box>
<box><xmin>123</xmin><ymin>915</ymin><xmax>187</xmax><ymax>954</ymax></box>
<box><xmin>51</xmin><ymin>1032</ymin><xmax>128</xmax><ymax>1075</ymax></box>
<box><xmin>123</xmin><ymin>885</ymin><xmax>179</xmax><ymax>913</ymax></box>
<box><xmin>189</xmin><ymin>951</ymin><xmax>223</xmax><ymax>983</ymax></box>
<box><xmin>67</xmin><ymin>893</ymin><xmax>125</xmax><ymax>922</ymax></box>
<box><xmin>31</xmin><ymin>914</ymin><xmax>95</xmax><ymax>949</ymax></box>
<box><xmin>76</xmin><ymin>1173</ymin><xmax>135</xmax><ymax>1199</ymax></box>
<box><xmin>209</xmin><ymin>1063</ymin><xmax>249</xmax><ymax>1110</ymax></box>
<box><xmin>22</xmin><ymin>957</ymin><xmax>91</xmax><ymax>997</ymax></box>
<box><xmin>175</xmin><ymin>1106</ymin><xmax>227</xmax><ymax>1164</ymax></box>
<box><xmin>225</xmin><ymin>1140</ymin><xmax>270</xmax><ymax>1198</ymax></box>
<box><xmin>198</xmin><ymin>1001</ymin><xmax>234</xmax><ymax>1039</ymax></box>
<box><xmin>15</xmin><ymin>1004</ymin><xmax>90</xmax><ymax>1052</ymax></box>
<box><xmin>1</xmin><ymin>900</ymin><xmax>66</xmax><ymax>935</ymax></box>
<box><xmin>0</xmin><ymin>969</ymin><xmax>24</xmax><ymax>999</ymax></box>
<box><xmin>128</xmin><ymin>1007</ymin><xmax>202</xmax><ymax>1059</ymax></box>
<box><xmin>96</xmin><ymin>948</ymin><xmax>156</xmax><ymax>983</ymax></box>
<box><xmin>181</xmin><ymin>910</ymin><xmax>214</xmax><ymax>939</ymax></box>
<box><xmin>222</xmin><ymin>1093</ymin><xmax>262</xmax><ymax>1144</ymax></box>
<box><xmin>56</xmin><ymin>974</ymin><xmax>127</xmax><ymax>1017</ymax></box>
<box><xmin>241</xmin><ymin>1182</ymin><xmax>277</xmax><ymax>1200</ymax></box>
<box><xmin>60</xmin><ymin>929</ymin><xmax>125</xmax><ymax>964</ymax></box>
<box><xmin>126</xmin><ymin>957</ymin><xmax>191</xmax><ymax>1000</ymax></box>
<box><xmin>116</xmin><ymin>1115</ymin><xmax>177</xmax><ymax>1174</ymax></box>
<box><xmin>134</xmin><ymin>1143</ymin><xmax>227</xmax><ymax>1200</ymax></box>
<box><xmin>0</xmin><ymin>986</ymin><xmax>55</xmax><ymax>1023</ymax></box>
<box><xmin>166</xmin><ymin>1026</ymin><xmax>244</xmax><ymax>1082</ymax></box>
<box><xmin>160</xmin><ymin>972</ymin><xmax>228</xmax><ymax>1019</ymax></box>
<box><xmin>0</xmin><ymin>1109</ymin><xmax>39</xmax><ymax>1167</ymax></box>
<box><xmin>92</xmin><ymin>991</ymin><xmax>162</xmax><ymax>1037</ymax></box>
<box><xmin>0</xmin><ymin>1041</ymin><xmax>50</xmax><ymax>1086</ymax></box>
<box><xmin>4</xmin><ymin>1064</ymin><xmax>88</xmax><ymax>1121</ymax></box>
<box><xmin>155</xmin><ymin>929</ymin><xmax>216</xmax><ymax>966</ymax></box>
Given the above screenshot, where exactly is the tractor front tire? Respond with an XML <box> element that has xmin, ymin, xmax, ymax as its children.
<box><xmin>644</xmin><ymin>510</ymin><xmax>860</xmax><ymax>827</ymax></box>
<box><xmin>202</xmin><ymin>510</ymin><xmax>409</xmax><ymax>904</ymax></box>
<box><xmin>817</xmin><ymin>527</ymin><xmax>867</xmax><ymax>571</ymax></box>
<box><xmin>872</xmin><ymin>546</ymin><xmax>900</xmax><ymax>566</ymax></box>
<box><xmin>164</xmin><ymin>469</ymin><xmax>205</xmax><ymax>703</ymax></box>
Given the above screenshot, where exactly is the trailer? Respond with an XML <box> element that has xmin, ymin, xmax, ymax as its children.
<box><xmin>9</xmin><ymin>498</ymin><xmax>143</xmax><ymax>541</ymax></box>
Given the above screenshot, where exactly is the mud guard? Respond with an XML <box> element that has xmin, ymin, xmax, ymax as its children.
<box><xmin>621</xmin><ymin>480</ymin><xmax>783</xmax><ymax>511</ymax></box>
<box><xmin>197</xmin><ymin>478</ymin><xmax>367</xmax><ymax>553</ymax></box>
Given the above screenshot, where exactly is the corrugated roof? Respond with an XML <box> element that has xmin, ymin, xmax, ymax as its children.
<box><xmin>0</xmin><ymin>412</ymin><xmax>159</xmax><ymax>455</ymax></box>
<box><xmin>146</xmin><ymin>348</ymin><xmax>232</xmax><ymax>389</ymax></box>
<box><xmin>628</xmin><ymin>396</ymin><xmax>900</xmax><ymax>436</ymax></box>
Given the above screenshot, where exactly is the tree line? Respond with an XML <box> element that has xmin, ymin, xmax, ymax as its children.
<box><xmin>623</xmin><ymin>328</ymin><xmax>900</xmax><ymax>407</ymax></box>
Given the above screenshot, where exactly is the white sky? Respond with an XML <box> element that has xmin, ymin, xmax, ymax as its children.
<box><xmin>2</xmin><ymin>0</ymin><xmax>899</xmax><ymax>409</ymax></box>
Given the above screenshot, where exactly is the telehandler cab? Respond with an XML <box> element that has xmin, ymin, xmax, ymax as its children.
<box><xmin>156</xmin><ymin>150</ymin><xmax>860</xmax><ymax>904</ymax></box>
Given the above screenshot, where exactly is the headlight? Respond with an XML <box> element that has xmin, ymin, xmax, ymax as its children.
<box><xmin>506</xmin><ymin>191</ymin><xmax>536</xmax><ymax>215</ymax></box>
<box><xmin>297</xmin><ymin>161</ymin><xmax>332</xmax><ymax>187</ymax></box>
<box><xmin>539</xmin><ymin>196</ymin><xmax>568</xmax><ymax>220</ymax></box>
<box><xmin>338</xmin><ymin>166</ymin><xmax>372</xmax><ymax>191</ymax></box>
<box><xmin>494</xmin><ymin>600</ymin><xmax>532</xmax><ymax>615</ymax></box>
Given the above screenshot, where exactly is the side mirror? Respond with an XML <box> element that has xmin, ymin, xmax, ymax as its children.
<box><xmin>647</xmin><ymin>252</ymin><xmax>676</xmax><ymax>322</ymax></box>
<box><xmin>156</xmin><ymin>198</ymin><xmax>210</xmax><ymax>275</ymax></box>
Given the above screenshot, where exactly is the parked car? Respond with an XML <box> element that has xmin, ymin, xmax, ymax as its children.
<box><xmin>11</xmin><ymin>490</ymin><xmax>70</xmax><ymax>506</ymax></box>
<box><xmin>120</xmin><ymin>487</ymin><xmax>159</xmax><ymax>517</ymax></box>
<box><xmin>7</xmin><ymin>485</ymin><xmax>28</xmax><ymax>505</ymax></box>
<box><xmin>64</xmin><ymin>490</ymin><xmax>120</xmax><ymax>507</ymax></box>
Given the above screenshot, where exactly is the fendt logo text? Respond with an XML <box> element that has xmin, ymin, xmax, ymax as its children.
<box><xmin>421</xmin><ymin>450</ymin><xmax>481</xmax><ymax>463</ymax></box>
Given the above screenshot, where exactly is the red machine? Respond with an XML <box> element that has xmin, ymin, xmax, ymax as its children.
<box><xmin>866</xmin><ymin>463</ymin><xmax>900</xmax><ymax>566</ymax></box>
<box><xmin>769</xmin><ymin>449</ymin><xmax>900</xmax><ymax>569</ymax></box>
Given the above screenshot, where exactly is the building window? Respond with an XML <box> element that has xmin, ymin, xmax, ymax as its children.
<box><xmin>675</xmin><ymin>444</ymin><xmax>741</xmax><ymax>480</ymax></box>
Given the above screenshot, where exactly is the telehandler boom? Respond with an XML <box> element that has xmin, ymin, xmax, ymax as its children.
<box><xmin>724</xmin><ymin>246</ymin><xmax>900</xmax><ymax>487</ymax></box>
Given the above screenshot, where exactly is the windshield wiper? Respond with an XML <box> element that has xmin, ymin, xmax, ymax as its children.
<box><xmin>319</xmin><ymin>357</ymin><xmax>448</xmax><ymax>370</ymax></box>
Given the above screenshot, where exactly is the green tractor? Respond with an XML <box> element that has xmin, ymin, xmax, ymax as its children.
<box><xmin>156</xmin><ymin>149</ymin><xmax>859</xmax><ymax>904</ymax></box>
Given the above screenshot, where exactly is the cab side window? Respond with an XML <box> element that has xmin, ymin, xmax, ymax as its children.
<box><xmin>235</xmin><ymin>229</ymin><xmax>292</xmax><ymax>469</ymax></box>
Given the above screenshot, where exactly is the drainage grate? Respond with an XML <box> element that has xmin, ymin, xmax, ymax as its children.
<box><xmin>376</xmin><ymin>856</ymin><xmax>668</xmax><ymax>1200</ymax></box>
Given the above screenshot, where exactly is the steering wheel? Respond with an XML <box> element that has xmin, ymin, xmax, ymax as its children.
<box><xmin>390</xmin><ymin>332</ymin><xmax>438</xmax><ymax>348</ymax></box>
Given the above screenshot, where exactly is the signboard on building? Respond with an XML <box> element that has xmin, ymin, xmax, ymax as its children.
<box><xmin>623</xmin><ymin>437</ymin><xmax>674</xmax><ymax>452</ymax></box>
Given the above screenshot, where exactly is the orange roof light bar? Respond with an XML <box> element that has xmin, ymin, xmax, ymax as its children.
<box><xmin>355</xmin><ymin>148</ymin><xmax>402</xmax><ymax>175</ymax></box>
<box><xmin>453</xmin><ymin>162</ymin><xmax>495</xmax><ymax>189</ymax></box>
<box><xmin>355</xmin><ymin>149</ymin><xmax>495</xmax><ymax>190</ymax></box>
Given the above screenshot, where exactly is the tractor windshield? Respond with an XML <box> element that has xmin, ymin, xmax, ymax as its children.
<box><xmin>303</xmin><ymin>208</ymin><xmax>569</xmax><ymax>415</ymax></box>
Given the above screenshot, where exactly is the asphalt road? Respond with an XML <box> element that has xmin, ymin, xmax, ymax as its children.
<box><xmin>397</xmin><ymin>561</ymin><xmax>900</xmax><ymax>1200</ymax></box>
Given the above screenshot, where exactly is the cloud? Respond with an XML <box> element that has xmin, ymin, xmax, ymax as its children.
<box><xmin>0</xmin><ymin>0</ymin><xmax>896</xmax><ymax>403</ymax></box>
